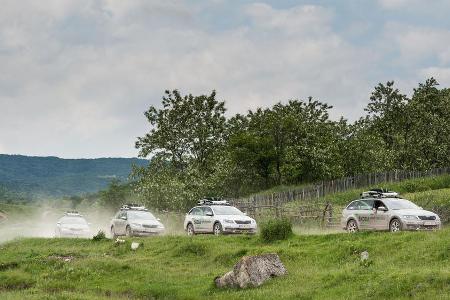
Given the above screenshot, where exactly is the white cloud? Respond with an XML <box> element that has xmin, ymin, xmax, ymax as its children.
<box><xmin>3</xmin><ymin>1</ymin><xmax>448</xmax><ymax>158</ymax></box>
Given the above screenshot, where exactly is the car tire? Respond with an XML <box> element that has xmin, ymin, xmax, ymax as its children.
<box><xmin>346</xmin><ymin>219</ymin><xmax>358</xmax><ymax>233</ymax></box>
<box><xmin>389</xmin><ymin>218</ymin><xmax>402</xmax><ymax>232</ymax></box>
<box><xmin>213</xmin><ymin>222</ymin><xmax>223</xmax><ymax>236</ymax></box>
<box><xmin>125</xmin><ymin>226</ymin><xmax>133</xmax><ymax>237</ymax></box>
<box><xmin>186</xmin><ymin>223</ymin><xmax>195</xmax><ymax>236</ymax></box>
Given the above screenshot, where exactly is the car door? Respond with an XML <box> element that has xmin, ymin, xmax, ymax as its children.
<box><xmin>200</xmin><ymin>207</ymin><xmax>214</xmax><ymax>232</ymax></box>
<box><xmin>116</xmin><ymin>211</ymin><xmax>128</xmax><ymax>234</ymax></box>
<box><xmin>357</xmin><ymin>200</ymin><xmax>375</xmax><ymax>229</ymax></box>
<box><xmin>372</xmin><ymin>200</ymin><xmax>389</xmax><ymax>230</ymax></box>
<box><xmin>190</xmin><ymin>207</ymin><xmax>204</xmax><ymax>232</ymax></box>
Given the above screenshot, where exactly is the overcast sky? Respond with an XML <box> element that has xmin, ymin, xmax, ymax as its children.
<box><xmin>1</xmin><ymin>0</ymin><xmax>450</xmax><ymax>158</ymax></box>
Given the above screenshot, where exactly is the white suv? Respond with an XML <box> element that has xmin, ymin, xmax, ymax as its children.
<box><xmin>184</xmin><ymin>200</ymin><xmax>257</xmax><ymax>235</ymax></box>
<box><xmin>341</xmin><ymin>192</ymin><xmax>441</xmax><ymax>232</ymax></box>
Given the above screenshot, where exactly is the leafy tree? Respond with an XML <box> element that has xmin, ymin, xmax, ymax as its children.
<box><xmin>135</xmin><ymin>90</ymin><xmax>226</xmax><ymax>171</ymax></box>
<box><xmin>99</xmin><ymin>179</ymin><xmax>127</xmax><ymax>209</ymax></box>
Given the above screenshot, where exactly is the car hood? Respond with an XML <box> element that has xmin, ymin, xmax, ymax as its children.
<box><xmin>61</xmin><ymin>224</ymin><xmax>90</xmax><ymax>230</ymax></box>
<box><xmin>217</xmin><ymin>215</ymin><xmax>254</xmax><ymax>222</ymax></box>
<box><xmin>393</xmin><ymin>209</ymin><xmax>438</xmax><ymax>217</ymax></box>
<box><xmin>130</xmin><ymin>220</ymin><xmax>164</xmax><ymax>227</ymax></box>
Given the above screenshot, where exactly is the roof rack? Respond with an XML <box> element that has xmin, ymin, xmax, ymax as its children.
<box><xmin>361</xmin><ymin>189</ymin><xmax>399</xmax><ymax>198</ymax></box>
<box><xmin>198</xmin><ymin>198</ymin><xmax>230</xmax><ymax>206</ymax></box>
<box><xmin>64</xmin><ymin>211</ymin><xmax>82</xmax><ymax>216</ymax></box>
<box><xmin>120</xmin><ymin>204</ymin><xmax>148</xmax><ymax>211</ymax></box>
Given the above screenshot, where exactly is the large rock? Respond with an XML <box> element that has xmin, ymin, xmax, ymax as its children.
<box><xmin>214</xmin><ymin>253</ymin><xmax>287</xmax><ymax>289</ymax></box>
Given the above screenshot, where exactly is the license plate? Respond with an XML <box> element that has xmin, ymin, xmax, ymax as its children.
<box><xmin>239</xmin><ymin>224</ymin><xmax>248</xmax><ymax>228</ymax></box>
<box><xmin>424</xmin><ymin>221</ymin><xmax>435</xmax><ymax>226</ymax></box>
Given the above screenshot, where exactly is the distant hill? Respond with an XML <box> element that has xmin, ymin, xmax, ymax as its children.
<box><xmin>0</xmin><ymin>154</ymin><xmax>148</xmax><ymax>198</ymax></box>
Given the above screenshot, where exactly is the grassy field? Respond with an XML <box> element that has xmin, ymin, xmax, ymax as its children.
<box><xmin>0</xmin><ymin>228</ymin><xmax>449</xmax><ymax>300</ymax></box>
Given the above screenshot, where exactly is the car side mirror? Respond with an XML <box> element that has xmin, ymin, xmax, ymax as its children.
<box><xmin>56</xmin><ymin>222</ymin><xmax>61</xmax><ymax>226</ymax></box>
<box><xmin>378</xmin><ymin>207</ymin><xmax>388</xmax><ymax>212</ymax></box>
<box><xmin>206</xmin><ymin>212</ymin><xmax>214</xmax><ymax>217</ymax></box>
<box><xmin>120</xmin><ymin>216</ymin><xmax>127</xmax><ymax>220</ymax></box>
<box><xmin>244</xmin><ymin>212</ymin><xmax>247</xmax><ymax>216</ymax></box>
<box><xmin>157</xmin><ymin>218</ymin><xmax>161</xmax><ymax>221</ymax></box>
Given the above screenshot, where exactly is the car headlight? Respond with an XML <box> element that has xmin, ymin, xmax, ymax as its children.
<box><xmin>158</xmin><ymin>224</ymin><xmax>165</xmax><ymax>229</ymax></box>
<box><xmin>401</xmin><ymin>215</ymin><xmax>418</xmax><ymax>220</ymax></box>
<box><xmin>131</xmin><ymin>223</ymin><xmax>142</xmax><ymax>227</ymax></box>
<box><xmin>435</xmin><ymin>215</ymin><xmax>440</xmax><ymax>221</ymax></box>
<box><xmin>251</xmin><ymin>219</ymin><xmax>256</xmax><ymax>224</ymax></box>
<box><xmin>224</xmin><ymin>219</ymin><xmax>235</xmax><ymax>224</ymax></box>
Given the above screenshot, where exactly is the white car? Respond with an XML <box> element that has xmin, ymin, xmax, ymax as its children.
<box><xmin>110</xmin><ymin>204</ymin><xmax>165</xmax><ymax>237</ymax></box>
<box><xmin>341</xmin><ymin>193</ymin><xmax>441</xmax><ymax>232</ymax></box>
<box><xmin>184</xmin><ymin>200</ymin><xmax>257</xmax><ymax>235</ymax></box>
<box><xmin>55</xmin><ymin>212</ymin><xmax>91</xmax><ymax>238</ymax></box>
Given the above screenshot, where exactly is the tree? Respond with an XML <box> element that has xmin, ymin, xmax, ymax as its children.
<box><xmin>99</xmin><ymin>179</ymin><xmax>127</xmax><ymax>209</ymax></box>
<box><xmin>135</xmin><ymin>90</ymin><xmax>226</xmax><ymax>171</ymax></box>
<box><xmin>134</xmin><ymin>90</ymin><xmax>227</xmax><ymax>210</ymax></box>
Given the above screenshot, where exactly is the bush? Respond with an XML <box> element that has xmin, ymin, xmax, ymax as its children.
<box><xmin>92</xmin><ymin>230</ymin><xmax>107</xmax><ymax>241</ymax></box>
<box><xmin>260</xmin><ymin>218</ymin><xmax>293</xmax><ymax>243</ymax></box>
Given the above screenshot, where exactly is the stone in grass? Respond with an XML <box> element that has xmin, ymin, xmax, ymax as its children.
<box><xmin>360</xmin><ymin>251</ymin><xmax>369</xmax><ymax>261</ymax></box>
<box><xmin>215</xmin><ymin>253</ymin><xmax>287</xmax><ymax>289</ymax></box>
<box><xmin>131</xmin><ymin>242</ymin><xmax>140</xmax><ymax>250</ymax></box>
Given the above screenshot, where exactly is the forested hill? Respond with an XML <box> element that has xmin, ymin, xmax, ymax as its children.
<box><xmin>0</xmin><ymin>154</ymin><xmax>148</xmax><ymax>198</ymax></box>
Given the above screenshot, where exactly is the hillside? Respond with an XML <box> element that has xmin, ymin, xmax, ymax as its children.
<box><xmin>0</xmin><ymin>155</ymin><xmax>148</xmax><ymax>198</ymax></box>
<box><xmin>0</xmin><ymin>229</ymin><xmax>449</xmax><ymax>299</ymax></box>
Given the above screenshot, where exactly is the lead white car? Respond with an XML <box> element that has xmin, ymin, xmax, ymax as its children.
<box><xmin>341</xmin><ymin>191</ymin><xmax>441</xmax><ymax>232</ymax></box>
<box><xmin>184</xmin><ymin>200</ymin><xmax>257</xmax><ymax>235</ymax></box>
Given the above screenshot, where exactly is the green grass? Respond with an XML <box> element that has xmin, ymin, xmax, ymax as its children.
<box><xmin>0</xmin><ymin>229</ymin><xmax>450</xmax><ymax>299</ymax></box>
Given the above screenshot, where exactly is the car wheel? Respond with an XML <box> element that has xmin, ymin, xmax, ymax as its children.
<box><xmin>213</xmin><ymin>222</ymin><xmax>222</xmax><ymax>236</ymax></box>
<box><xmin>187</xmin><ymin>223</ymin><xmax>195</xmax><ymax>236</ymax></box>
<box><xmin>347</xmin><ymin>219</ymin><xmax>358</xmax><ymax>233</ymax></box>
<box><xmin>389</xmin><ymin>218</ymin><xmax>402</xmax><ymax>232</ymax></box>
<box><xmin>125</xmin><ymin>226</ymin><xmax>133</xmax><ymax>237</ymax></box>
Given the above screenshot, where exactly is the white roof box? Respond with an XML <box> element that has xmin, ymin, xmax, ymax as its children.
<box><xmin>361</xmin><ymin>189</ymin><xmax>399</xmax><ymax>198</ymax></box>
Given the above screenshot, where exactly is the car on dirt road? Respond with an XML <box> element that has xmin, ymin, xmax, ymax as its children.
<box><xmin>184</xmin><ymin>199</ymin><xmax>257</xmax><ymax>235</ymax></box>
<box><xmin>55</xmin><ymin>211</ymin><xmax>91</xmax><ymax>238</ymax></box>
<box><xmin>110</xmin><ymin>204</ymin><xmax>165</xmax><ymax>238</ymax></box>
<box><xmin>341</xmin><ymin>190</ymin><xmax>441</xmax><ymax>233</ymax></box>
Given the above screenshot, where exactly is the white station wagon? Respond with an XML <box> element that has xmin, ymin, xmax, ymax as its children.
<box><xmin>341</xmin><ymin>191</ymin><xmax>441</xmax><ymax>232</ymax></box>
<box><xmin>184</xmin><ymin>199</ymin><xmax>257</xmax><ymax>235</ymax></box>
<box><xmin>55</xmin><ymin>211</ymin><xmax>91</xmax><ymax>238</ymax></box>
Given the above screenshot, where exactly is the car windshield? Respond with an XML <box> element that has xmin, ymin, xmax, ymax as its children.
<box><xmin>383</xmin><ymin>199</ymin><xmax>420</xmax><ymax>210</ymax></box>
<box><xmin>212</xmin><ymin>206</ymin><xmax>244</xmax><ymax>216</ymax></box>
<box><xmin>128</xmin><ymin>211</ymin><xmax>156</xmax><ymax>220</ymax></box>
<box><xmin>61</xmin><ymin>217</ymin><xmax>87</xmax><ymax>225</ymax></box>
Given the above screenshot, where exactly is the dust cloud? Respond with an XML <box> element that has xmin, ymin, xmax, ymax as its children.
<box><xmin>0</xmin><ymin>206</ymin><xmax>187</xmax><ymax>244</ymax></box>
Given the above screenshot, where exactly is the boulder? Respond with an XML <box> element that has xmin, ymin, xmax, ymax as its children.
<box><xmin>214</xmin><ymin>253</ymin><xmax>287</xmax><ymax>289</ymax></box>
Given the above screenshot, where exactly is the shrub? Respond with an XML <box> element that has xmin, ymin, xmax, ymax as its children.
<box><xmin>260</xmin><ymin>218</ymin><xmax>293</xmax><ymax>243</ymax></box>
<box><xmin>92</xmin><ymin>230</ymin><xmax>107</xmax><ymax>241</ymax></box>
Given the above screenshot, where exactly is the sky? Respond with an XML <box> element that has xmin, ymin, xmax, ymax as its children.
<box><xmin>1</xmin><ymin>0</ymin><xmax>450</xmax><ymax>158</ymax></box>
